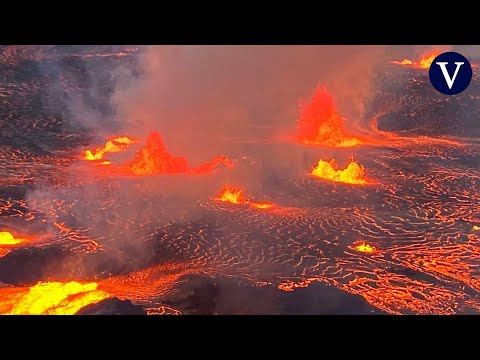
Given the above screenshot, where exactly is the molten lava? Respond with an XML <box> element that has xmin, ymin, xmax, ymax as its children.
<box><xmin>130</xmin><ymin>131</ymin><xmax>232</xmax><ymax>176</ymax></box>
<box><xmin>0</xmin><ymin>231</ymin><xmax>25</xmax><ymax>245</ymax></box>
<box><xmin>394</xmin><ymin>49</ymin><xmax>441</xmax><ymax>69</ymax></box>
<box><xmin>0</xmin><ymin>281</ymin><xmax>109</xmax><ymax>315</ymax></box>
<box><xmin>250</xmin><ymin>202</ymin><xmax>274</xmax><ymax>209</ymax></box>
<box><xmin>214</xmin><ymin>185</ymin><xmax>274</xmax><ymax>210</ymax></box>
<box><xmin>311</xmin><ymin>159</ymin><xmax>369</xmax><ymax>185</ymax></box>
<box><xmin>215</xmin><ymin>186</ymin><xmax>247</xmax><ymax>204</ymax></box>
<box><xmin>418</xmin><ymin>50</ymin><xmax>441</xmax><ymax>69</ymax></box>
<box><xmin>83</xmin><ymin>136</ymin><xmax>136</xmax><ymax>161</ymax></box>
<box><xmin>296</xmin><ymin>87</ymin><xmax>361</xmax><ymax>147</ymax></box>
<box><xmin>278</xmin><ymin>280</ymin><xmax>312</xmax><ymax>292</ymax></box>
<box><xmin>353</xmin><ymin>241</ymin><xmax>376</xmax><ymax>253</ymax></box>
<box><xmin>400</xmin><ymin>58</ymin><xmax>414</xmax><ymax>65</ymax></box>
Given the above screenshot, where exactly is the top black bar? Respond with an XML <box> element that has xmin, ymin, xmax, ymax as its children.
<box><xmin>0</xmin><ymin>7</ymin><xmax>475</xmax><ymax>44</ymax></box>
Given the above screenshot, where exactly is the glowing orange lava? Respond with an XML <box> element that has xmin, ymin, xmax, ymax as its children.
<box><xmin>400</xmin><ymin>58</ymin><xmax>414</xmax><ymax>65</ymax></box>
<box><xmin>130</xmin><ymin>131</ymin><xmax>232</xmax><ymax>176</ymax></box>
<box><xmin>296</xmin><ymin>87</ymin><xmax>361</xmax><ymax>147</ymax></box>
<box><xmin>83</xmin><ymin>136</ymin><xmax>136</xmax><ymax>161</ymax></box>
<box><xmin>0</xmin><ymin>281</ymin><xmax>109</xmax><ymax>315</ymax></box>
<box><xmin>418</xmin><ymin>50</ymin><xmax>441</xmax><ymax>69</ymax></box>
<box><xmin>215</xmin><ymin>186</ymin><xmax>247</xmax><ymax>204</ymax></box>
<box><xmin>353</xmin><ymin>241</ymin><xmax>376</xmax><ymax>253</ymax></box>
<box><xmin>251</xmin><ymin>202</ymin><xmax>274</xmax><ymax>209</ymax></box>
<box><xmin>311</xmin><ymin>159</ymin><xmax>369</xmax><ymax>185</ymax></box>
<box><xmin>214</xmin><ymin>185</ymin><xmax>274</xmax><ymax>210</ymax></box>
<box><xmin>278</xmin><ymin>280</ymin><xmax>312</xmax><ymax>292</ymax></box>
<box><xmin>0</xmin><ymin>231</ymin><xmax>24</xmax><ymax>245</ymax></box>
<box><xmin>394</xmin><ymin>49</ymin><xmax>441</xmax><ymax>69</ymax></box>
<box><xmin>0</xmin><ymin>248</ymin><xmax>10</xmax><ymax>257</ymax></box>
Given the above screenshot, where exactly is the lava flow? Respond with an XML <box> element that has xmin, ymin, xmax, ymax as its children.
<box><xmin>394</xmin><ymin>49</ymin><xmax>441</xmax><ymax>69</ymax></box>
<box><xmin>130</xmin><ymin>131</ymin><xmax>233</xmax><ymax>176</ymax></box>
<box><xmin>296</xmin><ymin>87</ymin><xmax>361</xmax><ymax>147</ymax></box>
<box><xmin>83</xmin><ymin>136</ymin><xmax>136</xmax><ymax>162</ymax></box>
<box><xmin>311</xmin><ymin>159</ymin><xmax>369</xmax><ymax>185</ymax></box>
<box><xmin>0</xmin><ymin>281</ymin><xmax>109</xmax><ymax>315</ymax></box>
<box><xmin>0</xmin><ymin>231</ymin><xmax>25</xmax><ymax>245</ymax></box>
<box><xmin>0</xmin><ymin>231</ymin><xmax>27</xmax><ymax>258</ymax></box>
<box><xmin>214</xmin><ymin>185</ymin><xmax>274</xmax><ymax>209</ymax></box>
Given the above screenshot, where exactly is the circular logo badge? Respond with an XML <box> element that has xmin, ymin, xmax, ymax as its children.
<box><xmin>429</xmin><ymin>52</ymin><xmax>472</xmax><ymax>95</ymax></box>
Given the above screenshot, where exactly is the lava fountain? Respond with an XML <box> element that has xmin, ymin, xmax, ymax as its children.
<box><xmin>353</xmin><ymin>241</ymin><xmax>376</xmax><ymax>254</ymax></box>
<box><xmin>296</xmin><ymin>87</ymin><xmax>361</xmax><ymax>147</ymax></box>
<box><xmin>399</xmin><ymin>59</ymin><xmax>413</xmax><ymax>65</ymax></box>
<box><xmin>418</xmin><ymin>49</ymin><xmax>441</xmax><ymax>69</ymax></box>
<box><xmin>215</xmin><ymin>186</ymin><xmax>247</xmax><ymax>204</ymax></box>
<box><xmin>214</xmin><ymin>185</ymin><xmax>274</xmax><ymax>209</ymax></box>
<box><xmin>0</xmin><ymin>281</ymin><xmax>109</xmax><ymax>315</ymax></box>
<box><xmin>83</xmin><ymin>136</ymin><xmax>137</xmax><ymax>161</ymax></box>
<box><xmin>130</xmin><ymin>131</ymin><xmax>233</xmax><ymax>176</ymax></box>
<box><xmin>310</xmin><ymin>159</ymin><xmax>370</xmax><ymax>185</ymax></box>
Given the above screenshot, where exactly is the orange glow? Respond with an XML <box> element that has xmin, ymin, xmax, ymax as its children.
<box><xmin>0</xmin><ymin>281</ymin><xmax>109</xmax><ymax>315</ymax></box>
<box><xmin>84</xmin><ymin>149</ymin><xmax>103</xmax><ymax>161</ymax></box>
<box><xmin>278</xmin><ymin>280</ymin><xmax>312</xmax><ymax>292</ymax></box>
<box><xmin>214</xmin><ymin>185</ymin><xmax>275</xmax><ymax>210</ymax></box>
<box><xmin>296</xmin><ymin>87</ymin><xmax>361</xmax><ymax>147</ymax></box>
<box><xmin>473</xmin><ymin>225</ymin><xmax>480</xmax><ymax>231</ymax></box>
<box><xmin>353</xmin><ymin>241</ymin><xmax>376</xmax><ymax>253</ymax></box>
<box><xmin>251</xmin><ymin>202</ymin><xmax>274</xmax><ymax>209</ymax></box>
<box><xmin>0</xmin><ymin>231</ymin><xmax>24</xmax><ymax>245</ymax></box>
<box><xmin>311</xmin><ymin>159</ymin><xmax>369</xmax><ymax>185</ymax></box>
<box><xmin>195</xmin><ymin>155</ymin><xmax>235</xmax><ymax>173</ymax></box>
<box><xmin>130</xmin><ymin>131</ymin><xmax>232</xmax><ymax>176</ymax></box>
<box><xmin>83</xmin><ymin>136</ymin><xmax>136</xmax><ymax>161</ymax></box>
<box><xmin>418</xmin><ymin>49</ymin><xmax>441</xmax><ymax>69</ymax></box>
<box><xmin>0</xmin><ymin>263</ymin><xmax>192</xmax><ymax>315</ymax></box>
<box><xmin>394</xmin><ymin>49</ymin><xmax>442</xmax><ymax>69</ymax></box>
<box><xmin>400</xmin><ymin>58</ymin><xmax>414</xmax><ymax>65</ymax></box>
<box><xmin>0</xmin><ymin>248</ymin><xmax>10</xmax><ymax>257</ymax></box>
<box><xmin>215</xmin><ymin>186</ymin><xmax>247</xmax><ymax>204</ymax></box>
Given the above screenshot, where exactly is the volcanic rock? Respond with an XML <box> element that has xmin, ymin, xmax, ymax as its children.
<box><xmin>162</xmin><ymin>274</ymin><xmax>386</xmax><ymax>315</ymax></box>
<box><xmin>75</xmin><ymin>297</ymin><xmax>146</xmax><ymax>315</ymax></box>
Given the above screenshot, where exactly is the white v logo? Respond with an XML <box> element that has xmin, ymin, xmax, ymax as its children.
<box><xmin>436</xmin><ymin>62</ymin><xmax>464</xmax><ymax>89</ymax></box>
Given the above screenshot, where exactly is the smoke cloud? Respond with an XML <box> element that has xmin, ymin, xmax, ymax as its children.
<box><xmin>113</xmin><ymin>45</ymin><xmax>387</xmax><ymax>145</ymax></box>
<box><xmin>107</xmin><ymin>46</ymin><xmax>391</xmax><ymax>187</ymax></box>
<box><xmin>25</xmin><ymin>45</ymin><xmax>395</xmax><ymax>276</ymax></box>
